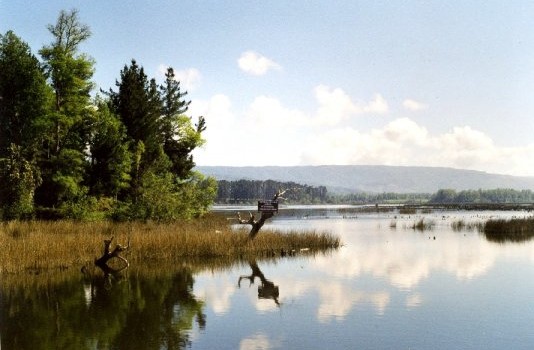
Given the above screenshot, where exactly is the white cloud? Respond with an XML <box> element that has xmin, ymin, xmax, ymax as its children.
<box><xmin>403</xmin><ymin>99</ymin><xmax>427</xmax><ymax>111</ymax></box>
<box><xmin>247</xmin><ymin>95</ymin><xmax>308</xmax><ymax>127</ymax></box>
<box><xmin>313</xmin><ymin>86</ymin><xmax>388</xmax><ymax>125</ymax></box>
<box><xmin>314</xmin><ymin>85</ymin><xmax>359</xmax><ymax>125</ymax></box>
<box><xmin>157</xmin><ymin>65</ymin><xmax>202</xmax><ymax>91</ymax></box>
<box><xmin>189</xmin><ymin>94</ymin><xmax>234</xmax><ymax>125</ymax></box>
<box><xmin>363</xmin><ymin>93</ymin><xmax>389</xmax><ymax>114</ymax></box>
<box><xmin>193</xmin><ymin>274</ymin><xmax>237</xmax><ymax>315</ymax></box>
<box><xmin>238</xmin><ymin>51</ymin><xmax>281</xmax><ymax>76</ymax></box>
<box><xmin>316</xmin><ymin>282</ymin><xmax>390</xmax><ymax>322</ymax></box>
<box><xmin>174</xmin><ymin>68</ymin><xmax>202</xmax><ymax>91</ymax></box>
<box><xmin>192</xmin><ymin>89</ymin><xmax>534</xmax><ymax>176</ymax></box>
<box><xmin>300</xmin><ymin>118</ymin><xmax>534</xmax><ymax>176</ymax></box>
<box><xmin>240</xmin><ymin>333</ymin><xmax>272</xmax><ymax>350</ymax></box>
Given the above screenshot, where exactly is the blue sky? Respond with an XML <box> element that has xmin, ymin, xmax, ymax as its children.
<box><xmin>3</xmin><ymin>1</ymin><xmax>534</xmax><ymax>176</ymax></box>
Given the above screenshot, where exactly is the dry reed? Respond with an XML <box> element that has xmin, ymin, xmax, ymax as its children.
<box><xmin>0</xmin><ymin>214</ymin><xmax>340</xmax><ymax>274</ymax></box>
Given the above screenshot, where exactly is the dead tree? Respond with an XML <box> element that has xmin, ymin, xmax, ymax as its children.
<box><xmin>236</xmin><ymin>211</ymin><xmax>274</xmax><ymax>239</ymax></box>
<box><xmin>235</xmin><ymin>189</ymin><xmax>288</xmax><ymax>239</ymax></box>
<box><xmin>94</xmin><ymin>236</ymin><xmax>130</xmax><ymax>274</ymax></box>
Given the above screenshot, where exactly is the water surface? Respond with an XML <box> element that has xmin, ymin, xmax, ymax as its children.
<box><xmin>2</xmin><ymin>207</ymin><xmax>534</xmax><ymax>349</ymax></box>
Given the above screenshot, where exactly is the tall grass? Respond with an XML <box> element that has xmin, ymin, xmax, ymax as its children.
<box><xmin>0</xmin><ymin>214</ymin><xmax>340</xmax><ymax>274</ymax></box>
<box><xmin>483</xmin><ymin>217</ymin><xmax>534</xmax><ymax>243</ymax></box>
<box><xmin>410</xmin><ymin>218</ymin><xmax>435</xmax><ymax>231</ymax></box>
<box><xmin>451</xmin><ymin>219</ymin><xmax>484</xmax><ymax>232</ymax></box>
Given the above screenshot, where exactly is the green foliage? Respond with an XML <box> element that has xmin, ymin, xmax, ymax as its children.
<box><xmin>177</xmin><ymin>171</ymin><xmax>218</xmax><ymax>218</ymax></box>
<box><xmin>108</xmin><ymin>60</ymin><xmax>162</xmax><ymax>150</ymax></box>
<box><xmin>1</xmin><ymin>269</ymin><xmax>205</xmax><ymax>349</ymax></box>
<box><xmin>0</xmin><ymin>144</ymin><xmax>41</xmax><ymax>219</ymax></box>
<box><xmin>0</xmin><ymin>31</ymin><xmax>50</xmax><ymax>156</ymax></box>
<box><xmin>39</xmin><ymin>9</ymin><xmax>94</xmax><ymax>154</ymax></box>
<box><xmin>0</xmin><ymin>9</ymin><xmax>215</xmax><ymax>221</ymax></box>
<box><xmin>88</xmin><ymin>98</ymin><xmax>132</xmax><ymax>198</ymax></box>
<box><xmin>119</xmin><ymin>171</ymin><xmax>217</xmax><ymax>222</ymax></box>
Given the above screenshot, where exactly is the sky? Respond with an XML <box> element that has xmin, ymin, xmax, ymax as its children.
<box><xmin>3</xmin><ymin>1</ymin><xmax>534</xmax><ymax>176</ymax></box>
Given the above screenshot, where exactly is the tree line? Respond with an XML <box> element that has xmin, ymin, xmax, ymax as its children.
<box><xmin>216</xmin><ymin>180</ymin><xmax>328</xmax><ymax>204</ymax></box>
<box><xmin>0</xmin><ymin>9</ymin><xmax>216</xmax><ymax>221</ymax></box>
<box><xmin>429</xmin><ymin>188</ymin><xmax>534</xmax><ymax>204</ymax></box>
<box><xmin>215</xmin><ymin>180</ymin><xmax>534</xmax><ymax>205</ymax></box>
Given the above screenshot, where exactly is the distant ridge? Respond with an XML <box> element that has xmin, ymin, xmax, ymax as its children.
<box><xmin>196</xmin><ymin>165</ymin><xmax>534</xmax><ymax>193</ymax></box>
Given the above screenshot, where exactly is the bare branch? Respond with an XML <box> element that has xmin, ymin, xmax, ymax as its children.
<box><xmin>235</xmin><ymin>211</ymin><xmax>273</xmax><ymax>239</ymax></box>
<box><xmin>95</xmin><ymin>236</ymin><xmax>130</xmax><ymax>273</ymax></box>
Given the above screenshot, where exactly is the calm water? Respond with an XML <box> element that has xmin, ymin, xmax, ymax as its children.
<box><xmin>2</xmin><ymin>206</ymin><xmax>534</xmax><ymax>349</ymax></box>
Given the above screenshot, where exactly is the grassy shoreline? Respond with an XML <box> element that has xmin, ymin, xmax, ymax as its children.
<box><xmin>0</xmin><ymin>214</ymin><xmax>340</xmax><ymax>274</ymax></box>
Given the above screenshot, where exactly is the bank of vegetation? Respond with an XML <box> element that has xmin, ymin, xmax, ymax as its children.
<box><xmin>0</xmin><ymin>9</ymin><xmax>216</xmax><ymax>222</ymax></box>
<box><xmin>0</xmin><ymin>215</ymin><xmax>340</xmax><ymax>274</ymax></box>
<box><xmin>482</xmin><ymin>217</ymin><xmax>534</xmax><ymax>243</ymax></box>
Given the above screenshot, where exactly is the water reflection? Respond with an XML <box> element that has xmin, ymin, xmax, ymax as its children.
<box><xmin>238</xmin><ymin>260</ymin><xmax>280</xmax><ymax>306</ymax></box>
<box><xmin>3</xmin><ymin>208</ymin><xmax>534</xmax><ymax>349</ymax></box>
<box><xmin>1</xmin><ymin>266</ymin><xmax>205</xmax><ymax>350</ymax></box>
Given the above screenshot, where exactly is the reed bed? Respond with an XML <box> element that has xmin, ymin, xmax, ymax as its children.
<box><xmin>410</xmin><ymin>218</ymin><xmax>435</xmax><ymax>231</ymax></box>
<box><xmin>483</xmin><ymin>217</ymin><xmax>534</xmax><ymax>243</ymax></box>
<box><xmin>451</xmin><ymin>219</ymin><xmax>484</xmax><ymax>232</ymax></box>
<box><xmin>0</xmin><ymin>215</ymin><xmax>340</xmax><ymax>274</ymax></box>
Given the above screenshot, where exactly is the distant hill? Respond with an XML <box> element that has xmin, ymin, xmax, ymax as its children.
<box><xmin>195</xmin><ymin>165</ymin><xmax>534</xmax><ymax>193</ymax></box>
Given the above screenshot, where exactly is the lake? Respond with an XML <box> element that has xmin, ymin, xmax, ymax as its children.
<box><xmin>2</xmin><ymin>206</ymin><xmax>534</xmax><ymax>349</ymax></box>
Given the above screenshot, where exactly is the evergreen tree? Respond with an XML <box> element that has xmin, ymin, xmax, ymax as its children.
<box><xmin>87</xmin><ymin>97</ymin><xmax>132</xmax><ymax>199</ymax></box>
<box><xmin>108</xmin><ymin>60</ymin><xmax>165</xmax><ymax>171</ymax></box>
<box><xmin>160</xmin><ymin>67</ymin><xmax>205</xmax><ymax>179</ymax></box>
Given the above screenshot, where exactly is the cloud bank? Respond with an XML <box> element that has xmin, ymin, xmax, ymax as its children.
<box><xmin>190</xmin><ymin>84</ymin><xmax>534</xmax><ymax>176</ymax></box>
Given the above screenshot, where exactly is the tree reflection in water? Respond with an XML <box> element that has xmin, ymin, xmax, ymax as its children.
<box><xmin>1</xmin><ymin>267</ymin><xmax>205</xmax><ymax>350</ymax></box>
<box><xmin>238</xmin><ymin>260</ymin><xmax>280</xmax><ymax>306</ymax></box>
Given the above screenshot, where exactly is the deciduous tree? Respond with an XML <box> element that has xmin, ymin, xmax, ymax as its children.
<box><xmin>36</xmin><ymin>9</ymin><xmax>94</xmax><ymax>208</ymax></box>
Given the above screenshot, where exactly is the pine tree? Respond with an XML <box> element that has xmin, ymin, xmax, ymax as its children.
<box><xmin>108</xmin><ymin>60</ymin><xmax>164</xmax><ymax>166</ymax></box>
<box><xmin>159</xmin><ymin>67</ymin><xmax>205</xmax><ymax>179</ymax></box>
<box><xmin>88</xmin><ymin>97</ymin><xmax>132</xmax><ymax>199</ymax></box>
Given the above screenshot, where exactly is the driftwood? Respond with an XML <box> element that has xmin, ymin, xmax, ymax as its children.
<box><xmin>238</xmin><ymin>260</ymin><xmax>280</xmax><ymax>306</ymax></box>
<box><xmin>94</xmin><ymin>236</ymin><xmax>130</xmax><ymax>274</ymax></box>
<box><xmin>235</xmin><ymin>189</ymin><xmax>288</xmax><ymax>239</ymax></box>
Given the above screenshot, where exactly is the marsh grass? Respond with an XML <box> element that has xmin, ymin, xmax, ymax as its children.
<box><xmin>483</xmin><ymin>217</ymin><xmax>534</xmax><ymax>242</ymax></box>
<box><xmin>0</xmin><ymin>214</ymin><xmax>340</xmax><ymax>274</ymax></box>
<box><xmin>451</xmin><ymin>219</ymin><xmax>484</xmax><ymax>232</ymax></box>
<box><xmin>410</xmin><ymin>218</ymin><xmax>435</xmax><ymax>231</ymax></box>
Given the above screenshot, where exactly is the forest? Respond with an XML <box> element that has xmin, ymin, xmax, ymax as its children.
<box><xmin>216</xmin><ymin>179</ymin><xmax>328</xmax><ymax>204</ymax></box>
<box><xmin>0</xmin><ymin>9</ymin><xmax>216</xmax><ymax>221</ymax></box>
<box><xmin>214</xmin><ymin>179</ymin><xmax>534</xmax><ymax>206</ymax></box>
<box><xmin>428</xmin><ymin>188</ymin><xmax>534</xmax><ymax>204</ymax></box>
